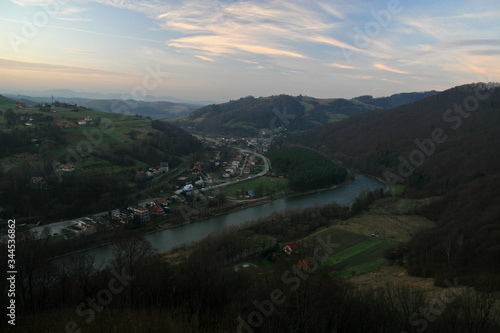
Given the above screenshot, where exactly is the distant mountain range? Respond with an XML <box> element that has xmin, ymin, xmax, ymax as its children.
<box><xmin>3</xmin><ymin>92</ymin><xmax>208</xmax><ymax>120</ymax></box>
<box><xmin>1</xmin><ymin>89</ymin><xmax>214</xmax><ymax>105</ymax></box>
<box><xmin>170</xmin><ymin>91</ymin><xmax>439</xmax><ymax>136</ymax></box>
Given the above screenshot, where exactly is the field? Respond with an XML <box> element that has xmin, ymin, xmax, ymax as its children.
<box><xmin>224</xmin><ymin>176</ymin><xmax>287</xmax><ymax>198</ymax></box>
<box><xmin>321</xmin><ymin>237</ymin><xmax>393</xmax><ymax>277</ymax></box>
<box><xmin>237</xmin><ymin>196</ymin><xmax>437</xmax><ymax>282</ymax></box>
<box><xmin>0</xmin><ymin>102</ymin><xmax>154</xmax><ymax>172</ymax></box>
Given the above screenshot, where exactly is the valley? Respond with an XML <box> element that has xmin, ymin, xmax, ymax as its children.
<box><xmin>1</xmin><ymin>83</ymin><xmax>500</xmax><ymax>332</ymax></box>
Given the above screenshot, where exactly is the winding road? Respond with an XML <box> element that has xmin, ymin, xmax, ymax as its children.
<box><xmin>201</xmin><ymin>147</ymin><xmax>270</xmax><ymax>192</ymax></box>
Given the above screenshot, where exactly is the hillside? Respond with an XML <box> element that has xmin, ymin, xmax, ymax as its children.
<box><xmin>170</xmin><ymin>91</ymin><xmax>438</xmax><ymax>136</ymax></box>
<box><xmin>0</xmin><ymin>96</ymin><xmax>202</xmax><ymax>221</ymax></box>
<box><xmin>77</xmin><ymin>99</ymin><xmax>199</xmax><ymax>119</ymax></box>
<box><xmin>293</xmin><ymin>82</ymin><xmax>500</xmax><ymax>288</ymax></box>
<box><xmin>4</xmin><ymin>94</ymin><xmax>200</xmax><ymax>119</ymax></box>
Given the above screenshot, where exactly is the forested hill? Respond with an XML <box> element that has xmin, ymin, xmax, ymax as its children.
<box><xmin>293</xmin><ymin>82</ymin><xmax>500</xmax><ymax>288</ymax></box>
<box><xmin>170</xmin><ymin>91</ymin><xmax>438</xmax><ymax>136</ymax></box>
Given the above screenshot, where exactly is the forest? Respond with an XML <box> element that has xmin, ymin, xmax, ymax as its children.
<box><xmin>174</xmin><ymin>91</ymin><xmax>437</xmax><ymax>137</ymax></box>
<box><xmin>292</xmin><ymin>83</ymin><xmax>500</xmax><ymax>290</ymax></box>
<box><xmin>267</xmin><ymin>147</ymin><xmax>348</xmax><ymax>191</ymax></box>
<box><xmin>1</xmin><ymin>195</ymin><xmax>498</xmax><ymax>333</ymax></box>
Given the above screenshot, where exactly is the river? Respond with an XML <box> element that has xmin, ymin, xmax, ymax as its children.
<box><xmin>70</xmin><ymin>174</ymin><xmax>384</xmax><ymax>266</ymax></box>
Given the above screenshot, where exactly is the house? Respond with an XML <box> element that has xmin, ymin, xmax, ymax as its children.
<box><xmin>84</xmin><ymin>116</ymin><xmax>93</xmax><ymax>121</ymax></box>
<box><xmin>130</xmin><ymin>206</ymin><xmax>150</xmax><ymax>222</ymax></box>
<box><xmin>160</xmin><ymin>162</ymin><xmax>169</xmax><ymax>173</ymax></box>
<box><xmin>77</xmin><ymin>217</ymin><xmax>100</xmax><ymax>231</ymax></box>
<box><xmin>55</xmin><ymin>123</ymin><xmax>64</xmax><ymax>128</ymax></box>
<box><xmin>296</xmin><ymin>259</ymin><xmax>312</xmax><ymax>271</ymax></box>
<box><xmin>195</xmin><ymin>179</ymin><xmax>205</xmax><ymax>187</ymax></box>
<box><xmin>283</xmin><ymin>242</ymin><xmax>299</xmax><ymax>255</ymax></box>
<box><xmin>111</xmin><ymin>209</ymin><xmax>121</xmax><ymax>219</ymax></box>
<box><xmin>78</xmin><ymin>120</ymin><xmax>86</xmax><ymax>125</ymax></box>
<box><xmin>150</xmin><ymin>206</ymin><xmax>165</xmax><ymax>215</ymax></box>
<box><xmin>193</xmin><ymin>161</ymin><xmax>204</xmax><ymax>172</ymax></box>
<box><xmin>183</xmin><ymin>184</ymin><xmax>194</xmax><ymax>191</ymax></box>
<box><xmin>58</xmin><ymin>164</ymin><xmax>75</xmax><ymax>172</ymax></box>
<box><xmin>243</xmin><ymin>168</ymin><xmax>251</xmax><ymax>174</ymax></box>
<box><xmin>206</xmin><ymin>178</ymin><xmax>215</xmax><ymax>184</ymax></box>
<box><xmin>65</xmin><ymin>122</ymin><xmax>76</xmax><ymax>128</ymax></box>
<box><xmin>154</xmin><ymin>198</ymin><xmax>169</xmax><ymax>207</ymax></box>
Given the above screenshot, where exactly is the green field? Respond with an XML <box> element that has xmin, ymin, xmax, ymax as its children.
<box><xmin>321</xmin><ymin>237</ymin><xmax>393</xmax><ymax>277</ymax></box>
<box><xmin>0</xmin><ymin>102</ymin><xmax>157</xmax><ymax>172</ymax></box>
<box><xmin>224</xmin><ymin>177</ymin><xmax>287</xmax><ymax>198</ymax></box>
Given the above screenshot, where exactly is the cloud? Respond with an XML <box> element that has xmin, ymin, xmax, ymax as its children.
<box><xmin>349</xmin><ymin>75</ymin><xmax>373</xmax><ymax>80</ymax></box>
<box><xmin>195</xmin><ymin>55</ymin><xmax>215</xmax><ymax>62</ymax></box>
<box><xmin>440</xmin><ymin>39</ymin><xmax>500</xmax><ymax>48</ymax></box>
<box><xmin>8</xmin><ymin>0</ymin><xmax>44</xmax><ymax>6</ymax></box>
<box><xmin>0</xmin><ymin>58</ymin><xmax>133</xmax><ymax>77</ymax></box>
<box><xmin>466</xmin><ymin>50</ymin><xmax>500</xmax><ymax>56</ymax></box>
<box><xmin>329</xmin><ymin>63</ymin><xmax>354</xmax><ymax>69</ymax></box>
<box><xmin>379</xmin><ymin>78</ymin><xmax>404</xmax><ymax>85</ymax></box>
<box><xmin>318</xmin><ymin>2</ymin><xmax>345</xmax><ymax>19</ymax></box>
<box><xmin>156</xmin><ymin>1</ymin><xmax>338</xmax><ymax>61</ymax></box>
<box><xmin>374</xmin><ymin>63</ymin><xmax>408</xmax><ymax>74</ymax></box>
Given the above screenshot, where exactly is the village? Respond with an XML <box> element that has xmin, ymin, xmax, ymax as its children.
<box><xmin>29</xmin><ymin>137</ymin><xmax>272</xmax><ymax>239</ymax></box>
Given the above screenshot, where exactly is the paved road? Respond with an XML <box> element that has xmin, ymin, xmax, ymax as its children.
<box><xmin>27</xmin><ymin>220</ymin><xmax>80</xmax><ymax>238</ymax></box>
<box><xmin>201</xmin><ymin>148</ymin><xmax>270</xmax><ymax>192</ymax></box>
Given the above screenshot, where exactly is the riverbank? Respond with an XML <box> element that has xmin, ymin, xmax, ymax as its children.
<box><xmin>53</xmin><ymin>174</ymin><xmax>385</xmax><ymax>263</ymax></box>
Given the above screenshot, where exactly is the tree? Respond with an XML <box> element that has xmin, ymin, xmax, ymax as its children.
<box><xmin>4</xmin><ymin>108</ymin><xmax>16</xmax><ymax>126</ymax></box>
<box><xmin>111</xmin><ymin>235</ymin><xmax>157</xmax><ymax>277</ymax></box>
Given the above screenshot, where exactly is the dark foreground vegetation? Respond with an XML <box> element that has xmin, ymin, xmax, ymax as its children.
<box><xmin>1</xmin><ymin>196</ymin><xmax>498</xmax><ymax>332</ymax></box>
<box><xmin>293</xmin><ymin>83</ymin><xmax>500</xmax><ymax>290</ymax></box>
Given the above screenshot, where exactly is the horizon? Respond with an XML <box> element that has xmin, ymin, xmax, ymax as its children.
<box><xmin>1</xmin><ymin>0</ymin><xmax>499</xmax><ymax>102</ymax></box>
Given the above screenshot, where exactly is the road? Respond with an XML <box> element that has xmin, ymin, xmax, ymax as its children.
<box><xmin>201</xmin><ymin>148</ymin><xmax>270</xmax><ymax>191</ymax></box>
<box><xmin>0</xmin><ymin>148</ymin><xmax>269</xmax><ymax>242</ymax></box>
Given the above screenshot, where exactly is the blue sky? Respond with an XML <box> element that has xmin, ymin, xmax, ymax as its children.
<box><xmin>1</xmin><ymin>0</ymin><xmax>499</xmax><ymax>102</ymax></box>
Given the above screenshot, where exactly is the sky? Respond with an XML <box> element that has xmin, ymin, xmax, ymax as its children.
<box><xmin>0</xmin><ymin>0</ymin><xmax>499</xmax><ymax>103</ymax></box>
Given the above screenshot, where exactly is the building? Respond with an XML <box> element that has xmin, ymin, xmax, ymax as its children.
<box><xmin>130</xmin><ymin>206</ymin><xmax>150</xmax><ymax>222</ymax></box>
<box><xmin>283</xmin><ymin>242</ymin><xmax>299</xmax><ymax>255</ymax></box>
<box><xmin>58</xmin><ymin>164</ymin><xmax>75</xmax><ymax>172</ymax></box>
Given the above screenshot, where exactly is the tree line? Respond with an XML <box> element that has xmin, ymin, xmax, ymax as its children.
<box><xmin>267</xmin><ymin>146</ymin><xmax>348</xmax><ymax>191</ymax></box>
<box><xmin>1</xmin><ymin>198</ymin><xmax>498</xmax><ymax>332</ymax></box>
